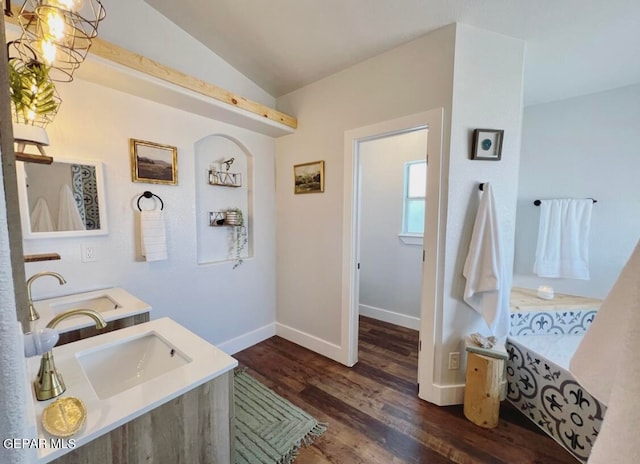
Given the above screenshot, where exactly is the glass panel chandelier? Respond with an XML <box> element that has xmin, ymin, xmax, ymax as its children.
<box><xmin>17</xmin><ymin>0</ymin><xmax>105</xmax><ymax>82</ymax></box>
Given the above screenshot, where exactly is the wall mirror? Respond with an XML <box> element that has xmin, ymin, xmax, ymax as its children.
<box><xmin>16</xmin><ymin>158</ymin><xmax>108</xmax><ymax>239</ymax></box>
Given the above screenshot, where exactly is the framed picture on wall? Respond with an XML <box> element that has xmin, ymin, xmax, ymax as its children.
<box><xmin>294</xmin><ymin>160</ymin><xmax>325</xmax><ymax>194</ymax></box>
<box><xmin>471</xmin><ymin>129</ymin><xmax>504</xmax><ymax>161</ymax></box>
<box><xmin>130</xmin><ymin>138</ymin><xmax>178</xmax><ymax>185</ymax></box>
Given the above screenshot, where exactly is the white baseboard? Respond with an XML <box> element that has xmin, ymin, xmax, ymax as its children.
<box><xmin>276</xmin><ymin>323</ymin><xmax>345</xmax><ymax>364</ymax></box>
<box><xmin>419</xmin><ymin>382</ymin><xmax>465</xmax><ymax>406</ymax></box>
<box><xmin>359</xmin><ymin>304</ymin><xmax>421</xmax><ymax>330</ymax></box>
<box><xmin>217</xmin><ymin>323</ymin><xmax>276</xmax><ymax>355</ymax></box>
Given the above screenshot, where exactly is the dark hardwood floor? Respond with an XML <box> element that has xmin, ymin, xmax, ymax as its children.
<box><xmin>234</xmin><ymin>316</ymin><xmax>577</xmax><ymax>463</ymax></box>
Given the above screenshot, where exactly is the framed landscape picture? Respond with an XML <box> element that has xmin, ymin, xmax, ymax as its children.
<box><xmin>294</xmin><ymin>160</ymin><xmax>324</xmax><ymax>194</ymax></box>
<box><xmin>130</xmin><ymin>139</ymin><xmax>178</xmax><ymax>185</ymax></box>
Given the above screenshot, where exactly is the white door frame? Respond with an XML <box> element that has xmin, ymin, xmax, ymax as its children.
<box><xmin>341</xmin><ymin>108</ymin><xmax>445</xmax><ymax>403</ymax></box>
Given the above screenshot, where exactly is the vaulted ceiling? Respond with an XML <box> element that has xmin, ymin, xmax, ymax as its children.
<box><xmin>145</xmin><ymin>0</ymin><xmax>640</xmax><ymax>106</ymax></box>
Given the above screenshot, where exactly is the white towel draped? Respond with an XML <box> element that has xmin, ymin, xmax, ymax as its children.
<box><xmin>30</xmin><ymin>197</ymin><xmax>55</xmax><ymax>232</ymax></box>
<box><xmin>463</xmin><ymin>183</ymin><xmax>510</xmax><ymax>338</ymax></box>
<box><xmin>569</xmin><ymin>239</ymin><xmax>640</xmax><ymax>463</ymax></box>
<box><xmin>57</xmin><ymin>184</ymin><xmax>85</xmax><ymax>231</ymax></box>
<box><xmin>534</xmin><ymin>199</ymin><xmax>592</xmax><ymax>279</ymax></box>
<box><xmin>140</xmin><ymin>210</ymin><xmax>168</xmax><ymax>262</ymax></box>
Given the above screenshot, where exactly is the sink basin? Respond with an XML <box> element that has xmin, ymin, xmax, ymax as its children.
<box><xmin>76</xmin><ymin>332</ymin><xmax>190</xmax><ymax>400</ymax></box>
<box><xmin>28</xmin><ymin>318</ymin><xmax>237</xmax><ymax>463</ymax></box>
<box><xmin>32</xmin><ymin>287</ymin><xmax>152</xmax><ymax>334</ymax></box>
<box><xmin>50</xmin><ymin>295</ymin><xmax>122</xmax><ymax>314</ymax></box>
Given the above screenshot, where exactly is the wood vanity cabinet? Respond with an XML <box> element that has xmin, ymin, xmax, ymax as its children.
<box><xmin>51</xmin><ymin>371</ymin><xmax>235</xmax><ymax>463</ymax></box>
<box><xmin>56</xmin><ymin>313</ymin><xmax>150</xmax><ymax>346</ymax></box>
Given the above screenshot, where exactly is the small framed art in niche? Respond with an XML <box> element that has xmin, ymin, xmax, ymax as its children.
<box><xmin>471</xmin><ymin>129</ymin><xmax>504</xmax><ymax>161</ymax></box>
<box><xmin>294</xmin><ymin>160</ymin><xmax>325</xmax><ymax>194</ymax></box>
<box><xmin>130</xmin><ymin>138</ymin><xmax>178</xmax><ymax>185</ymax></box>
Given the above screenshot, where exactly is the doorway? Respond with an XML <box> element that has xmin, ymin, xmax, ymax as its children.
<box><xmin>341</xmin><ymin>109</ymin><xmax>444</xmax><ymax>403</ymax></box>
<box><xmin>357</xmin><ymin>129</ymin><xmax>427</xmax><ymax>334</ymax></box>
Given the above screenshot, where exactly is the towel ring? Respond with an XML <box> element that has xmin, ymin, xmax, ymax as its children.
<box><xmin>137</xmin><ymin>191</ymin><xmax>164</xmax><ymax>211</ymax></box>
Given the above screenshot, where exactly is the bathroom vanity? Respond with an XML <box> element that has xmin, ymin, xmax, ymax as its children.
<box><xmin>29</xmin><ymin>287</ymin><xmax>151</xmax><ymax>346</ymax></box>
<box><xmin>27</xmin><ymin>318</ymin><xmax>238</xmax><ymax>463</ymax></box>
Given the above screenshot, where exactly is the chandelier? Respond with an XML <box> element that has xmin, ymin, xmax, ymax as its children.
<box><xmin>4</xmin><ymin>0</ymin><xmax>105</xmax><ymax>159</ymax></box>
<box><xmin>16</xmin><ymin>0</ymin><xmax>105</xmax><ymax>82</ymax></box>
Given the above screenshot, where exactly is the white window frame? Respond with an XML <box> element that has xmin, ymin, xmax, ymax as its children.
<box><xmin>399</xmin><ymin>160</ymin><xmax>426</xmax><ymax>245</ymax></box>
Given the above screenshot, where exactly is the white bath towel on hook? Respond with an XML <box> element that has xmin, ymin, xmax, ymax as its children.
<box><xmin>463</xmin><ymin>183</ymin><xmax>510</xmax><ymax>338</ymax></box>
<box><xmin>534</xmin><ymin>198</ymin><xmax>592</xmax><ymax>279</ymax></box>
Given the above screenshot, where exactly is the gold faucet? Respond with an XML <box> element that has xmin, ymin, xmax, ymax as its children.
<box><xmin>26</xmin><ymin>271</ymin><xmax>67</xmax><ymax>321</ymax></box>
<box><xmin>34</xmin><ymin>309</ymin><xmax>107</xmax><ymax>401</ymax></box>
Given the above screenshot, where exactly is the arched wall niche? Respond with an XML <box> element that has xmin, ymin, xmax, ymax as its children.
<box><xmin>194</xmin><ymin>134</ymin><xmax>253</xmax><ymax>265</ymax></box>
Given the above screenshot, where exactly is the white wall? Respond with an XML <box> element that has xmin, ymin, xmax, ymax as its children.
<box><xmin>275</xmin><ymin>24</ymin><xmax>456</xmax><ymax>349</ymax></box>
<box><xmin>20</xmin><ymin>77</ymin><xmax>277</xmax><ymax>353</ymax></box>
<box><xmin>358</xmin><ymin>130</ymin><xmax>427</xmax><ymax>329</ymax></box>
<box><xmin>436</xmin><ymin>24</ymin><xmax>524</xmax><ymax>391</ymax></box>
<box><xmin>99</xmin><ymin>0</ymin><xmax>275</xmax><ymax>107</ymax></box>
<box><xmin>275</xmin><ymin>24</ymin><xmax>525</xmax><ymax>404</ymax></box>
<box><xmin>513</xmin><ymin>84</ymin><xmax>640</xmax><ymax>298</ymax></box>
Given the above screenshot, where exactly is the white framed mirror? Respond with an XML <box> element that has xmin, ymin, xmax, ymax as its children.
<box><xmin>16</xmin><ymin>158</ymin><xmax>108</xmax><ymax>239</ymax></box>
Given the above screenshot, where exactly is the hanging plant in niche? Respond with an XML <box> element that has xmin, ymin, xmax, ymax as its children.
<box><xmin>226</xmin><ymin>208</ymin><xmax>248</xmax><ymax>269</ymax></box>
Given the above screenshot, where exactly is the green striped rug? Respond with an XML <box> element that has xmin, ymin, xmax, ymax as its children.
<box><xmin>234</xmin><ymin>370</ymin><xmax>327</xmax><ymax>464</ymax></box>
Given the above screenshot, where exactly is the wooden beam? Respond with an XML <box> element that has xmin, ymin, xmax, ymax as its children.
<box><xmin>88</xmin><ymin>39</ymin><xmax>297</xmax><ymax>129</ymax></box>
<box><xmin>4</xmin><ymin>11</ymin><xmax>297</xmax><ymax>130</ymax></box>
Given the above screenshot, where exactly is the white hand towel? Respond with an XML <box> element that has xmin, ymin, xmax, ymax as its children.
<box><xmin>57</xmin><ymin>184</ymin><xmax>85</xmax><ymax>231</ymax></box>
<box><xmin>569</xmin><ymin>239</ymin><xmax>640</xmax><ymax>463</ymax></box>
<box><xmin>140</xmin><ymin>210</ymin><xmax>168</xmax><ymax>262</ymax></box>
<box><xmin>29</xmin><ymin>197</ymin><xmax>55</xmax><ymax>232</ymax></box>
<box><xmin>533</xmin><ymin>199</ymin><xmax>592</xmax><ymax>279</ymax></box>
<box><xmin>463</xmin><ymin>183</ymin><xmax>510</xmax><ymax>338</ymax></box>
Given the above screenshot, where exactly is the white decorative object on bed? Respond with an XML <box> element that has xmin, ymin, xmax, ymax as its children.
<box><xmin>533</xmin><ymin>198</ymin><xmax>592</xmax><ymax>280</ymax></box>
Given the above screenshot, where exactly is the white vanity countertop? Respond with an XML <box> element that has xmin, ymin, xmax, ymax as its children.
<box><xmin>30</xmin><ymin>287</ymin><xmax>151</xmax><ymax>334</ymax></box>
<box><xmin>26</xmin><ymin>317</ymin><xmax>238</xmax><ymax>463</ymax></box>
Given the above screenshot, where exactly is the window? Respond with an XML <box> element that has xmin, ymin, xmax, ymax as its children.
<box><xmin>402</xmin><ymin>160</ymin><xmax>426</xmax><ymax>235</ymax></box>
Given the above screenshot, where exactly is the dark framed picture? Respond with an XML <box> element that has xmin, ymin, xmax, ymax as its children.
<box><xmin>130</xmin><ymin>138</ymin><xmax>178</xmax><ymax>185</ymax></box>
<box><xmin>471</xmin><ymin>129</ymin><xmax>504</xmax><ymax>161</ymax></box>
<box><xmin>294</xmin><ymin>160</ymin><xmax>325</xmax><ymax>194</ymax></box>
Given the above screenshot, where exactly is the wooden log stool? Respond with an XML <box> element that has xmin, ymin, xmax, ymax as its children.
<box><xmin>463</xmin><ymin>339</ymin><xmax>508</xmax><ymax>429</ymax></box>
